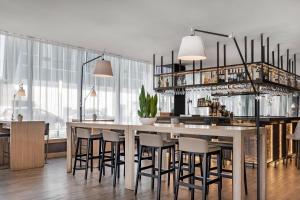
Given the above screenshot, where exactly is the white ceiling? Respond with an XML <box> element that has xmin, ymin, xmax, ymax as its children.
<box><xmin>0</xmin><ymin>0</ymin><xmax>300</xmax><ymax>68</ymax></box>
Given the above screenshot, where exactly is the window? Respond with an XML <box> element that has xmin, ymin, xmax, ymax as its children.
<box><xmin>0</xmin><ymin>32</ymin><xmax>152</xmax><ymax>138</ymax></box>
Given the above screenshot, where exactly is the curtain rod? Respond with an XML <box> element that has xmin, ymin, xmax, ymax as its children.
<box><xmin>0</xmin><ymin>29</ymin><xmax>150</xmax><ymax>64</ymax></box>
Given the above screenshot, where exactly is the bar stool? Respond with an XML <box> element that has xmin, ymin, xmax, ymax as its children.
<box><xmin>44</xmin><ymin>123</ymin><xmax>50</xmax><ymax>164</ymax></box>
<box><xmin>73</xmin><ymin>127</ymin><xmax>102</xmax><ymax>179</ymax></box>
<box><xmin>286</xmin><ymin>121</ymin><xmax>300</xmax><ymax>168</ymax></box>
<box><xmin>99</xmin><ymin>130</ymin><xmax>125</xmax><ymax>187</ymax></box>
<box><xmin>1</xmin><ymin>132</ymin><xmax>10</xmax><ymax>168</ymax></box>
<box><xmin>209</xmin><ymin>137</ymin><xmax>248</xmax><ymax>195</ymax></box>
<box><xmin>175</xmin><ymin>137</ymin><xmax>222</xmax><ymax>200</ymax></box>
<box><xmin>135</xmin><ymin>133</ymin><xmax>176</xmax><ymax>200</ymax></box>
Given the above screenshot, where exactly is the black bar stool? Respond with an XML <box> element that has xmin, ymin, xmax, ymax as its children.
<box><xmin>44</xmin><ymin>123</ymin><xmax>50</xmax><ymax>164</ymax></box>
<box><xmin>135</xmin><ymin>133</ymin><xmax>176</xmax><ymax>200</ymax></box>
<box><xmin>99</xmin><ymin>130</ymin><xmax>125</xmax><ymax>187</ymax></box>
<box><xmin>1</xmin><ymin>132</ymin><xmax>10</xmax><ymax>168</ymax></box>
<box><xmin>175</xmin><ymin>137</ymin><xmax>222</xmax><ymax>200</ymax></box>
<box><xmin>209</xmin><ymin>138</ymin><xmax>248</xmax><ymax>195</ymax></box>
<box><xmin>73</xmin><ymin>127</ymin><xmax>102</xmax><ymax>179</ymax></box>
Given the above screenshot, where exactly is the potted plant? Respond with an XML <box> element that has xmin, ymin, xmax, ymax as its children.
<box><xmin>17</xmin><ymin>114</ymin><xmax>23</xmax><ymax>122</ymax></box>
<box><xmin>138</xmin><ymin>85</ymin><xmax>158</xmax><ymax>125</ymax></box>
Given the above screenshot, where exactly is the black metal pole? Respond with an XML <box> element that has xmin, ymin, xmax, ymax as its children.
<box><xmin>251</xmin><ymin>39</ymin><xmax>254</xmax><ymax>63</ymax></box>
<box><xmin>217</xmin><ymin>42</ymin><xmax>220</xmax><ymax>81</ymax></box>
<box><xmin>224</xmin><ymin>44</ymin><xmax>227</xmax><ymax>66</ymax></box>
<box><xmin>266</xmin><ymin>37</ymin><xmax>269</xmax><ymax>64</ymax></box>
<box><xmin>193</xmin><ymin>60</ymin><xmax>195</xmax><ymax>85</ymax></box>
<box><xmin>287</xmin><ymin>49</ymin><xmax>290</xmax><ymax>72</ymax></box>
<box><xmin>245</xmin><ymin>36</ymin><xmax>248</xmax><ymax>64</ymax></box>
<box><xmin>194</xmin><ymin>29</ymin><xmax>230</xmax><ymax>38</ymax></box>
<box><xmin>272</xmin><ymin>51</ymin><xmax>275</xmax><ymax>65</ymax></box>
<box><xmin>295</xmin><ymin>54</ymin><xmax>297</xmax><ymax>75</ymax></box>
<box><xmin>153</xmin><ymin>54</ymin><xmax>156</xmax><ymax>89</ymax></box>
<box><xmin>171</xmin><ymin>51</ymin><xmax>174</xmax><ymax>86</ymax></box>
<box><xmin>79</xmin><ymin>54</ymin><xmax>103</xmax><ymax>122</ymax></box>
<box><xmin>277</xmin><ymin>44</ymin><xmax>280</xmax><ymax>68</ymax></box>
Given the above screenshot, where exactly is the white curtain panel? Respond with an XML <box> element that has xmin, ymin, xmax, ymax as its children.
<box><xmin>0</xmin><ymin>32</ymin><xmax>152</xmax><ymax>138</ymax></box>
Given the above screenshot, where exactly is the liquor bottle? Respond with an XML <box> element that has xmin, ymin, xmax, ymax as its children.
<box><xmin>233</xmin><ymin>69</ymin><xmax>237</xmax><ymax>82</ymax></box>
<box><xmin>237</xmin><ymin>69</ymin><xmax>240</xmax><ymax>81</ymax></box>
<box><xmin>228</xmin><ymin>69</ymin><xmax>231</xmax><ymax>82</ymax></box>
<box><xmin>255</xmin><ymin>66</ymin><xmax>261</xmax><ymax>80</ymax></box>
<box><xmin>158</xmin><ymin>77</ymin><xmax>161</xmax><ymax>87</ymax></box>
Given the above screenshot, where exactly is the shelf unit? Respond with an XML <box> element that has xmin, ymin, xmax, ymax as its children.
<box><xmin>154</xmin><ymin>62</ymin><xmax>300</xmax><ymax>95</ymax></box>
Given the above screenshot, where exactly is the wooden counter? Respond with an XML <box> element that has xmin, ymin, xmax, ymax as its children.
<box><xmin>0</xmin><ymin>121</ymin><xmax>45</xmax><ymax>170</ymax></box>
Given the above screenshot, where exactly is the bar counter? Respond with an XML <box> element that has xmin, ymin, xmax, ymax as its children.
<box><xmin>66</xmin><ymin>121</ymin><xmax>266</xmax><ymax>200</ymax></box>
<box><xmin>158</xmin><ymin>116</ymin><xmax>300</xmax><ymax>164</ymax></box>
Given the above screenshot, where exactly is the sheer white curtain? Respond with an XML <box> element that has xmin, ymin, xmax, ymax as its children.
<box><xmin>0</xmin><ymin>32</ymin><xmax>152</xmax><ymax>138</ymax></box>
<box><xmin>119</xmin><ymin>58</ymin><xmax>152</xmax><ymax>123</ymax></box>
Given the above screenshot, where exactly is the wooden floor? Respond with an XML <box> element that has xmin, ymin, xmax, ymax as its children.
<box><xmin>0</xmin><ymin>158</ymin><xmax>299</xmax><ymax>200</ymax></box>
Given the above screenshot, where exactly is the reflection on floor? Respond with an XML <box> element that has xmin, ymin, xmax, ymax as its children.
<box><xmin>0</xmin><ymin>158</ymin><xmax>299</xmax><ymax>200</ymax></box>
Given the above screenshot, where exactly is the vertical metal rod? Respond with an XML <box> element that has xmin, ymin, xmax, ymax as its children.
<box><xmin>281</xmin><ymin>55</ymin><xmax>283</xmax><ymax>69</ymax></box>
<box><xmin>277</xmin><ymin>44</ymin><xmax>280</xmax><ymax>68</ymax></box>
<box><xmin>260</xmin><ymin>34</ymin><xmax>264</xmax><ymax>57</ymax></box>
<box><xmin>287</xmin><ymin>49</ymin><xmax>290</xmax><ymax>72</ymax></box>
<box><xmin>267</xmin><ymin>38</ymin><xmax>270</xmax><ymax>82</ymax></box>
<box><xmin>171</xmin><ymin>51</ymin><xmax>174</xmax><ymax>86</ymax></box>
<box><xmin>289</xmin><ymin>59</ymin><xmax>291</xmax><ymax>72</ymax></box>
<box><xmin>294</xmin><ymin>54</ymin><xmax>297</xmax><ymax>74</ymax></box>
<box><xmin>224</xmin><ymin>44</ymin><xmax>226</xmax><ymax>66</ymax></box>
<box><xmin>251</xmin><ymin>39</ymin><xmax>254</xmax><ymax>63</ymax></box>
<box><xmin>272</xmin><ymin>51</ymin><xmax>275</xmax><ymax>65</ymax></box>
<box><xmin>153</xmin><ymin>54</ymin><xmax>155</xmax><ymax>89</ymax></box>
<box><xmin>262</xmin><ymin>46</ymin><xmax>265</xmax><ymax>62</ymax></box>
<box><xmin>217</xmin><ymin>42</ymin><xmax>220</xmax><ymax>81</ymax></box>
<box><xmin>193</xmin><ymin>60</ymin><xmax>195</xmax><ymax>85</ymax></box>
<box><xmin>245</xmin><ymin>36</ymin><xmax>248</xmax><ymax>64</ymax></box>
<box><xmin>267</xmin><ymin>37</ymin><xmax>269</xmax><ymax>64</ymax></box>
<box><xmin>200</xmin><ymin>60</ymin><xmax>203</xmax><ymax>84</ymax></box>
<box><xmin>161</xmin><ymin>56</ymin><xmax>163</xmax><ymax>72</ymax></box>
<box><xmin>179</xmin><ymin>60</ymin><xmax>182</xmax><ymax>72</ymax></box>
<box><xmin>217</xmin><ymin>42</ymin><xmax>220</xmax><ymax>66</ymax></box>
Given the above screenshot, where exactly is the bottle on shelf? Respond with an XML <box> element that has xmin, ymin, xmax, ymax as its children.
<box><xmin>233</xmin><ymin>69</ymin><xmax>237</xmax><ymax>82</ymax></box>
<box><xmin>218</xmin><ymin>69</ymin><xmax>225</xmax><ymax>83</ymax></box>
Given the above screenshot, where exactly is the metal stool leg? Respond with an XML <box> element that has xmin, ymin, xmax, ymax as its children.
<box><xmin>202</xmin><ymin>153</ymin><xmax>207</xmax><ymax>200</ymax></box>
<box><xmin>84</xmin><ymin>138</ymin><xmax>90</xmax><ymax>180</ymax></box>
<box><xmin>73</xmin><ymin>138</ymin><xmax>80</xmax><ymax>176</ymax></box>
<box><xmin>90</xmin><ymin>139</ymin><xmax>93</xmax><ymax>172</ymax></box>
<box><xmin>151</xmin><ymin>147</ymin><xmax>155</xmax><ymax>190</ymax></box>
<box><xmin>135</xmin><ymin>145</ymin><xmax>143</xmax><ymax>195</ymax></box>
<box><xmin>157</xmin><ymin>147</ymin><xmax>162</xmax><ymax>200</ymax></box>
<box><xmin>113</xmin><ymin>142</ymin><xmax>118</xmax><ymax>187</ymax></box>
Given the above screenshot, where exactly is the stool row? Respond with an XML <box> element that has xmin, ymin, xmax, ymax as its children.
<box><xmin>72</xmin><ymin>128</ymin><xmax>248</xmax><ymax>200</ymax></box>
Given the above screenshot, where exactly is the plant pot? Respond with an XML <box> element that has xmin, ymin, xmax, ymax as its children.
<box><xmin>92</xmin><ymin>114</ymin><xmax>97</xmax><ymax>121</ymax></box>
<box><xmin>17</xmin><ymin>115</ymin><xmax>23</xmax><ymax>122</ymax></box>
<box><xmin>139</xmin><ymin>117</ymin><xmax>157</xmax><ymax>125</ymax></box>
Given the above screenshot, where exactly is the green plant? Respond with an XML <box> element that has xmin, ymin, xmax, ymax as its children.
<box><xmin>138</xmin><ymin>85</ymin><xmax>157</xmax><ymax>118</ymax></box>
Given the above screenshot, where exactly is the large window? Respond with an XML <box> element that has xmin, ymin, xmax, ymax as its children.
<box><xmin>0</xmin><ymin>32</ymin><xmax>152</xmax><ymax>138</ymax></box>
